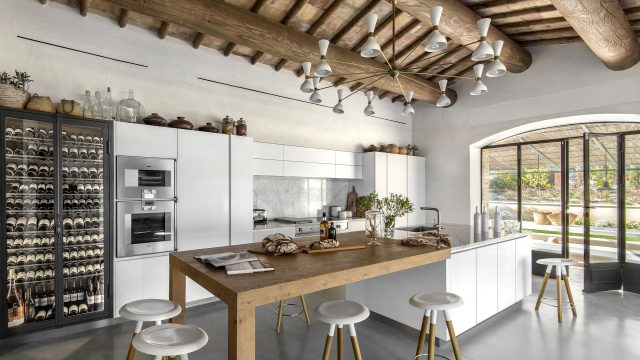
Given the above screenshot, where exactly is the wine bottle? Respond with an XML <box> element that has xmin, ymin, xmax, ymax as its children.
<box><xmin>95</xmin><ymin>278</ymin><xmax>104</xmax><ymax>312</ymax></box>
<box><xmin>319</xmin><ymin>212</ymin><xmax>329</xmax><ymax>240</ymax></box>
<box><xmin>25</xmin><ymin>287</ymin><xmax>36</xmax><ymax>323</ymax></box>
<box><xmin>46</xmin><ymin>302</ymin><xmax>55</xmax><ymax>320</ymax></box>
<box><xmin>7</xmin><ymin>269</ymin><xmax>25</xmax><ymax>327</ymax></box>
<box><xmin>328</xmin><ymin>222</ymin><xmax>337</xmax><ymax>240</ymax></box>
<box><xmin>47</xmin><ymin>283</ymin><xmax>55</xmax><ymax>309</ymax></box>
<box><xmin>35</xmin><ymin>284</ymin><xmax>46</xmax><ymax>322</ymax></box>
<box><xmin>69</xmin><ymin>281</ymin><xmax>78</xmax><ymax>316</ymax></box>
<box><xmin>77</xmin><ymin>280</ymin><xmax>88</xmax><ymax>314</ymax></box>
<box><xmin>63</xmin><ymin>282</ymin><xmax>70</xmax><ymax>310</ymax></box>
<box><xmin>86</xmin><ymin>280</ymin><xmax>95</xmax><ymax>313</ymax></box>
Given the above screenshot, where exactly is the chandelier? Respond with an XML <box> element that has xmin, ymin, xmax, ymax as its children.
<box><xmin>298</xmin><ymin>1</ymin><xmax>507</xmax><ymax>117</ymax></box>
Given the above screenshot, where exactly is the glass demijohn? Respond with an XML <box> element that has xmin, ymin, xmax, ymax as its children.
<box><xmin>365</xmin><ymin>211</ymin><xmax>384</xmax><ymax>246</ymax></box>
<box><xmin>116</xmin><ymin>89</ymin><xmax>145</xmax><ymax>123</ymax></box>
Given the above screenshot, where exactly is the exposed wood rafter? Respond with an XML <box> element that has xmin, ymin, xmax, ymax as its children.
<box><xmin>79</xmin><ymin>0</ymin><xmax>90</xmax><ymax>17</ymax></box>
<box><xmin>158</xmin><ymin>21</ymin><xmax>170</xmax><ymax>39</ymax></box>
<box><xmin>331</xmin><ymin>0</ymin><xmax>382</xmax><ymax>44</ymax></box>
<box><xmin>118</xmin><ymin>8</ymin><xmax>129</xmax><ymax>28</ymax></box>
<box><xmin>351</xmin><ymin>8</ymin><xmax>403</xmax><ymax>53</ymax></box>
<box><xmin>192</xmin><ymin>32</ymin><xmax>205</xmax><ymax>49</ymax></box>
<box><xmin>250</xmin><ymin>0</ymin><xmax>308</xmax><ymax>65</ymax></box>
<box><xmin>224</xmin><ymin>0</ymin><xmax>268</xmax><ymax>57</ymax></box>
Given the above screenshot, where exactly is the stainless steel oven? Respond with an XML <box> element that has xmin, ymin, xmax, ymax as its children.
<box><xmin>116</xmin><ymin>156</ymin><xmax>175</xmax><ymax>200</ymax></box>
<box><xmin>116</xmin><ymin>200</ymin><xmax>176</xmax><ymax>257</ymax></box>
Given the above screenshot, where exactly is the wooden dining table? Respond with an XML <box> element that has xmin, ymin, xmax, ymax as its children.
<box><xmin>168</xmin><ymin>231</ymin><xmax>451</xmax><ymax>360</ymax></box>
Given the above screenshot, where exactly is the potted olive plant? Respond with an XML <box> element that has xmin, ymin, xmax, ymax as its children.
<box><xmin>358</xmin><ymin>192</ymin><xmax>414</xmax><ymax>237</ymax></box>
<box><xmin>0</xmin><ymin>70</ymin><xmax>33</xmax><ymax>109</ymax></box>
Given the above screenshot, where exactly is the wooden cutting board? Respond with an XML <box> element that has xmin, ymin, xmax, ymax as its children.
<box><xmin>302</xmin><ymin>244</ymin><xmax>366</xmax><ymax>254</ymax></box>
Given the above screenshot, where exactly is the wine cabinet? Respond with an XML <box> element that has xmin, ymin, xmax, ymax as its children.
<box><xmin>1</xmin><ymin>107</ymin><xmax>112</xmax><ymax>336</ymax></box>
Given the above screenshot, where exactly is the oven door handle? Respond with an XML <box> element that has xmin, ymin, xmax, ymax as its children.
<box><xmin>153</xmin><ymin>231</ymin><xmax>174</xmax><ymax>236</ymax></box>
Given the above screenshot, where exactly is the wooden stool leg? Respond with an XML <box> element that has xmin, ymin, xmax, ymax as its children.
<box><xmin>415</xmin><ymin>310</ymin><xmax>430</xmax><ymax>358</ymax></box>
<box><xmin>535</xmin><ymin>266</ymin><xmax>552</xmax><ymax>311</ymax></box>
<box><xmin>337</xmin><ymin>325</ymin><xmax>344</xmax><ymax>360</ymax></box>
<box><xmin>562</xmin><ymin>266</ymin><xmax>577</xmax><ymax>317</ymax></box>
<box><xmin>556</xmin><ymin>265</ymin><xmax>563</xmax><ymax>323</ymax></box>
<box><xmin>322</xmin><ymin>324</ymin><xmax>335</xmax><ymax>360</ymax></box>
<box><xmin>276</xmin><ymin>299</ymin><xmax>285</xmax><ymax>333</ymax></box>
<box><xmin>127</xmin><ymin>321</ymin><xmax>143</xmax><ymax>360</ymax></box>
<box><xmin>348</xmin><ymin>324</ymin><xmax>363</xmax><ymax>360</ymax></box>
<box><xmin>300</xmin><ymin>295</ymin><xmax>311</xmax><ymax>325</ymax></box>
<box><xmin>444</xmin><ymin>310</ymin><xmax>462</xmax><ymax>360</ymax></box>
<box><xmin>428</xmin><ymin>310</ymin><xmax>437</xmax><ymax>360</ymax></box>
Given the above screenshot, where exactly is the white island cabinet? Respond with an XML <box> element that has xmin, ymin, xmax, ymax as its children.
<box><xmin>347</xmin><ymin>227</ymin><xmax>532</xmax><ymax>341</ymax></box>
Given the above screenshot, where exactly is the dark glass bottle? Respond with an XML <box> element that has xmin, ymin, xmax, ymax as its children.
<box><xmin>328</xmin><ymin>222</ymin><xmax>337</xmax><ymax>240</ymax></box>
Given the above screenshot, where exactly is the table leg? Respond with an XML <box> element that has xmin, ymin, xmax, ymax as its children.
<box><xmin>228</xmin><ymin>302</ymin><xmax>256</xmax><ymax>360</ymax></box>
<box><xmin>562</xmin><ymin>266</ymin><xmax>577</xmax><ymax>317</ymax></box>
<box><xmin>556</xmin><ymin>265</ymin><xmax>562</xmax><ymax>323</ymax></box>
<box><xmin>169</xmin><ymin>258</ymin><xmax>186</xmax><ymax>324</ymax></box>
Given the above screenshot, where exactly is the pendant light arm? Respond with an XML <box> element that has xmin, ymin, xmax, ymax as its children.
<box><xmin>317</xmin><ymin>72</ymin><xmax>387</xmax><ymax>91</ymax></box>
<box><xmin>342</xmin><ymin>74</ymin><xmax>387</xmax><ymax>101</ymax></box>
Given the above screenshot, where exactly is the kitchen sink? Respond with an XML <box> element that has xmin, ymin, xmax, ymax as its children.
<box><xmin>394</xmin><ymin>225</ymin><xmax>440</xmax><ymax>232</ymax></box>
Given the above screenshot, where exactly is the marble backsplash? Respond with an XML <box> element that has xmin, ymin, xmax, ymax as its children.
<box><xmin>253</xmin><ymin>176</ymin><xmax>350</xmax><ymax>218</ymax></box>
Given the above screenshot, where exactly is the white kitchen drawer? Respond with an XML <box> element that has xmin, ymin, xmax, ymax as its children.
<box><xmin>335</xmin><ymin>165</ymin><xmax>362</xmax><ymax>179</ymax></box>
<box><xmin>515</xmin><ymin>236</ymin><xmax>533</xmax><ymax>301</ymax></box>
<box><xmin>114</xmin><ymin>255</ymin><xmax>168</xmax><ymax>316</ymax></box>
<box><xmin>283</xmin><ymin>161</ymin><xmax>335</xmax><ymax>178</ymax></box>
<box><xmin>283</xmin><ymin>145</ymin><xmax>335</xmax><ymax>164</ymax></box>
<box><xmin>253</xmin><ymin>142</ymin><xmax>283</xmax><ymax>160</ymax></box>
<box><xmin>476</xmin><ymin>245</ymin><xmax>498</xmax><ymax>323</ymax></box>
<box><xmin>446</xmin><ymin>250</ymin><xmax>477</xmax><ymax>335</ymax></box>
<box><xmin>498</xmin><ymin>240</ymin><xmax>517</xmax><ymax>311</ymax></box>
<box><xmin>114</xmin><ymin>122</ymin><xmax>177</xmax><ymax>158</ymax></box>
<box><xmin>253</xmin><ymin>159</ymin><xmax>284</xmax><ymax>176</ymax></box>
<box><xmin>335</xmin><ymin>151</ymin><xmax>362</xmax><ymax>166</ymax></box>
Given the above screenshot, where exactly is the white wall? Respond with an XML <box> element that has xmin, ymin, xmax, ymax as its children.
<box><xmin>412</xmin><ymin>41</ymin><xmax>640</xmax><ymax>225</ymax></box>
<box><xmin>0</xmin><ymin>0</ymin><xmax>411</xmax><ymax>152</ymax></box>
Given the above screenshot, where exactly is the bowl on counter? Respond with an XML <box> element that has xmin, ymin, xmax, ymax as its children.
<box><xmin>338</xmin><ymin>210</ymin><xmax>352</xmax><ymax>219</ymax></box>
<box><xmin>330</xmin><ymin>206</ymin><xmax>343</xmax><ymax>218</ymax></box>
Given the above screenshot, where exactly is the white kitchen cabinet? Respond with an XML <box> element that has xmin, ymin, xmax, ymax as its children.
<box><xmin>407</xmin><ymin>156</ymin><xmax>427</xmax><ymax>226</ymax></box>
<box><xmin>114</xmin><ymin>255</ymin><xmax>168</xmax><ymax>316</ymax></box>
<box><xmin>253</xmin><ymin>226</ymin><xmax>295</xmax><ymax>243</ymax></box>
<box><xmin>497</xmin><ymin>240</ymin><xmax>517</xmax><ymax>311</ymax></box>
<box><xmin>114</xmin><ymin>122</ymin><xmax>177</xmax><ymax>158</ymax></box>
<box><xmin>253</xmin><ymin>142</ymin><xmax>283</xmax><ymax>160</ymax></box>
<box><xmin>445</xmin><ymin>249</ymin><xmax>477</xmax><ymax>335</ymax></box>
<box><xmin>230</xmin><ymin>136</ymin><xmax>254</xmax><ymax>245</ymax></box>
<box><xmin>387</xmin><ymin>154</ymin><xmax>408</xmax><ymax>227</ymax></box>
<box><xmin>362</xmin><ymin>152</ymin><xmax>388</xmax><ymax>197</ymax></box>
<box><xmin>476</xmin><ymin>245</ymin><xmax>498</xmax><ymax>323</ymax></box>
<box><xmin>283</xmin><ymin>161</ymin><xmax>335</xmax><ymax>178</ymax></box>
<box><xmin>335</xmin><ymin>151</ymin><xmax>362</xmax><ymax>166</ymax></box>
<box><xmin>515</xmin><ymin>236</ymin><xmax>533</xmax><ymax>301</ymax></box>
<box><xmin>348</xmin><ymin>219</ymin><xmax>365</xmax><ymax>232</ymax></box>
<box><xmin>253</xmin><ymin>159</ymin><xmax>283</xmax><ymax>176</ymax></box>
<box><xmin>283</xmin><ymin>145</ymin><xmax>334</xmax><ymax>164</ymax></box>
<box><xmin>177</xmin><ymin>130</ymin><xmax>230</xmax><ymax>303</ymax></box>
<box><xmin>335</xmin><ymin>165</ymin><xmax>362</xmax><ymax>179</ymax></box>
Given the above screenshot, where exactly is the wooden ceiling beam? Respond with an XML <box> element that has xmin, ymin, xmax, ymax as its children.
<box><xmin>549</xmin><ymin>0</ymin><xmax>640</xmax><ymax>70</ymax></box>
<box><xmin>520</xmin><ymin>36</ymin><xmax>582</xmax><ymax>47</ymax></box>
<box><xmin>391</xmin><ymin>95</ymin><xmax>404</xmax><ymax>103</ymax></box>
<box><xmin>378</xmin><ymin>91</ymin><xmax>389</xmax><ymax>99</ymax></box>
<box><xmin>470</xmin><ymin>0</ymin><xmax>549</xmax><ymax>15</ymax></box>
<box><xmin>192</xmin><ymin>32</ymin><xmax>205</xmax><ymax>49</ymax></box>
<box><xmin>79</xmin><ymin>0</ymin><xmax>90</xmax><ymax>17</ymax></box>
<box><xmin>118</xmin><ymin>8</ymin><xmax>129</xmax><ymax>28</ymax></box>
<box><xmin>511</xmin><ymin>28</ymin><xmax>578</xmax><ymax>42</ymax></box>
<box><xmin>331</xmin><ymin>0</ymin><xmax>382</xmax><ymax>44</ymax></box>
<box><xmin>350</xmin><ymin>83</ymin><xmax>363</xmax><ymax>92</ymax></box>
<box><xmin>250</xmin><ymin>0</ymin><xmax>308</xmax><ymax>65</ymax></box>
<box><xmin>499</xmin><ymin>17</ymin><xmax>570</xmax><ymax>34</ymax></box>
<box><xmin>381</xmin><ymin>20</ymin><xmax>421</xmax><ymax>53</ymax></box>
<box><xmin>39</xmin><ymin>0</ymin><xmax>46</xmax><ymax>4</ymax></box>
<box><xmin>396</xmin><ymin>0</ymin><xmax>532</xmax><ymax>73</ymax></box>
<box><xmin>105</xmin><ymin>0</ymin><xmax>453</xmax><ymax>104</ymax></box>
<box><xmin>394</xmin><ymin>31</ymin><xmax>435</xmax><ymax>66</ymax></box>
<box><xmin>158</xmin><ymin>21</ymin><xmax>170</xmax><ymax>39</ymax></box>
<box><xmin>490</xmin><ymin>5</ymin><xmax>559</xmax><ymax>25</ymax></box>
<box><xmin>351</xmin><ymin>9</ymin><xmax>402</xmax><ymax>52</ymax></box>
<box><xmin>225</xmin><ymin>0</ymin><xmax>268</xmax><ymax>58</ymax></box>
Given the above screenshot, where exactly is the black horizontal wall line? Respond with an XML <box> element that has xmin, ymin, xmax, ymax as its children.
<box><xmin>197</xmin><ymin>77</ymin><xmax>406</xmax><ymax>125</ymax></box>
<box><xmin>17</xmin><ymin>35</ymin><xmax>148</xmax><ymax>68</ymax></box>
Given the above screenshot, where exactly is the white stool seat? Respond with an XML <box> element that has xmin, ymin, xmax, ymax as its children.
<box><xmin>120</xmin><ymin>299</ymin><xmax>182</xmax><ymax>322</ymax></box>
<box><xmin>409</xmin><ymin>292</ymin><xmax>464</xmax><ymax>311</ymax></box>
<box><xmin>537</xmin><ymin>258</ymin><xmax>576</xmax><ymax>266</ymax></box>
<box><xmin>314</xmin><ymin>300</ymin><xmax>370</xmax><ymax>326</ymax></box>
<box><xmin>132</xmin><ymin>324</ymin><xmax>208</xmax><ymax>356</ymax></box>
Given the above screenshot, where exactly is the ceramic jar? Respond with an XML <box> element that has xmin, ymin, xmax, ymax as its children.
<box><xmin>235</xmin><ymin>118</ymin><xmax>247</xmax><ymax>136</ymax></box>
<box><xmin>142</xmin><ymin>113</ymin><xmax>167</xmax><ymax>127</ymax></box>
<box><xmin>168</xmin><ymin>116</ymin><xmax>193</xmax><ymax>130</ymax></box>
<box><xmin>222</xmin><ymin>115</ymin><xmax>235</xmax><ymax>135</ymax></box>
<box><xmin>198</xmin><ymin>122</ymin><xmax>219</xmax><ymax>133</ymax></box>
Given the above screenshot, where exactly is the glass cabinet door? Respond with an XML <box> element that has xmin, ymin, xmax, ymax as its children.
<box><xmin>60</xmin><ymin>123</ymin><xmax>106</xmax><ymax>318</ymax></box>
<box><xmin>5</xmin><ymin>116</ymin><xmax>57</xmax><ymax>329</ymax></box>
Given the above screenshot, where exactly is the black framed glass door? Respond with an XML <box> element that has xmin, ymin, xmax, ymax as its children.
<box><xmin>623</xmin><ymin>134</ymin><xmax>640</xmax><ymax>292</ymax></box>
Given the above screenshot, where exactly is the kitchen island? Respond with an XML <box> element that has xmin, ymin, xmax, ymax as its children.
<box><xmin>168</xmin><ymin>230</ymin><xmax>451</xmax><ymax>360</ymax></box>
<box><xmin>347</xmin><ymin>223</ymin><xmax>532</xmax><ymax>341</ymax></box>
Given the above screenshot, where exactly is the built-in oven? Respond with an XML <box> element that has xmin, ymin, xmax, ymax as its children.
<box><xmin>116</xmin><ymin>156</ymin><xmax>175</xmax><ymax>200</ymax></box>
<box><xmin>116</xmin><ymin>200</ymin><xmax>176</xmax><ymax>257</ymax></box>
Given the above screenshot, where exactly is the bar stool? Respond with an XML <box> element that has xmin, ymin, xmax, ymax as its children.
<box><xmin>535</xmin><ymin>258</ymin><xmax>577</xmax><ymax>323</ymax></box>
<box><xmin>275</xmin><ymin>295</ymin><xmax>311</xmax><ymax>333</ymax></box>
<box><xmin>120</xmin><ymin>299</ymin><xmax>183</xmax><ymax>360</ymax></box>
<box><xmin>132</xmin><ymin>323</ymin><xmax>208</xmax><ymax>360</ymax></box>
<box><xmin>314</xmin><ymin>300</ymin><xmax>370</xmax><ymax>360</ymax></box>
<box><xmin>409</xmin><ymin>292</ymin><xmax>464</xmax><ymax>360</ymax></box>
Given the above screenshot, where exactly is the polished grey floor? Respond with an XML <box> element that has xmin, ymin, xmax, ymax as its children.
<box><xmin>1</xmin><ymin>276</ymin><xmax>639</xmax><ymax>360</ymax></box>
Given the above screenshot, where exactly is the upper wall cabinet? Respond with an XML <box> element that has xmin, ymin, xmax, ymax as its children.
<box><xmin>114</xmin><ymin>122</ymin><xmax>177</xmax><ymax>158</ymax></box>
<box><xmin>252</xmin><ymin>142</ymin><xmax>362</xmax><ymax>179</ymax></box>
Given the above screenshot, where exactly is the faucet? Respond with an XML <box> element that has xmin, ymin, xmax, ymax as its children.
<box><xmin>420</xmin><ymin>207</ymin><xmax>442</xmax><ymax>231</ymax></box>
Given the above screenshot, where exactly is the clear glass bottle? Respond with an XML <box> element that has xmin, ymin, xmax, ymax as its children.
<box><xmin>116</xmin><ymin>89</ymin><xmax>145</xmax><ymax>123</ymax></box>
<box><xmin>319</xmin><ymin>212</ymin><xmax>329</xmax><ymax>240</ymax></box>
<box><xmin>92</xmin><ymin>91</ymin><xmax>103</xmax><ymax>120</ymax></box>
<box><xmin>7</xmin><ymin>269</ymin><xmax>25</xmax><ymax>327</ymax></box>
<box><xmin>82</xmin><ymin>90</ymin><xmax>93</xmax><ymax>118</ymax></box>
<box><xmin>104</xmin><ymin>87</ymin><xmax>115</xmax><ymax>120</ymax></box>
<box><xmin>365</xmin><ymin>210</ymin><xmax>383</xmax><ymax>246</ymax></box>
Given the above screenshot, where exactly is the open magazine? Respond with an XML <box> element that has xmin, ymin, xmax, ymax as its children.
<box><xmin>225</xmin><ymin>256</ymin><xmax>274</xmax><ymax>275</ymax></box>
<box><xmin>195</xmin><ymin>251</ymin><xmax>257</xmax><ymax>267</ymax></box>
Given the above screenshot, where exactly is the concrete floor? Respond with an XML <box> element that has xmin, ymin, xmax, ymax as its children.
<box><xmin>1</xmin><ymin>276</ymin><xmax>639</xmax><ymax>360</ymax></box>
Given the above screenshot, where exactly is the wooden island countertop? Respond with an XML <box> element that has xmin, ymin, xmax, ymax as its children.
<box><xmin>169</xmin><ymin>231</ymin><xmax>450</xmax><ymax>360</ymax></box>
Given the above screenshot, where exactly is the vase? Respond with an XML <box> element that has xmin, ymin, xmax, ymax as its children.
<box><xmin>0</xmin><ymin>83</ymin><xmax>30</xmax><ymax>109</ymax></box>
<box><xmin>365</xmin><ymin>211</ymin><xmax>383</xmax><ymax>246</ymax></box>
<box><xmin>116</xmin><ymin>89</ymin><xmax>145</xmax><ymax>123</ymax></box>
<box><xmin>384</xmin><ymin>217</ymin><xmax>396</xmax><ymax>237</ymax></box>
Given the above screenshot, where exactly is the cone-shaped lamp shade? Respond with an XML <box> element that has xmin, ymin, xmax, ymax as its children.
<box><xmin>492</xmin><ymin>40</ymin><xmax>504</xmax><ymax>57</ymax></box>
<box><xmin>318</xmin><ymin>39</ymin><xmax>330</xmax><ymax>56</ymax></box>
<box><xmin>300</xmin><ymin>78</ymin><xmax>314</xmax><ymax>93</ymax></box>
<box><xmin>485</xmin><ymin>59</ymin><xmax>506</xmax><ymax>77</ymax></box>
<box><xmin>301</xmin><ymin>61</ymin><xmax>311</xmax><ymax>76</ymax></box>
<box><xmin>333</xmin><ymin>89</ymin><xmax>344</xmax><ymax>114</ymax></box>
<box><xmin>404</xmin><ymin>90</ymin><xmax>414</xmax><ymax>103</ymax></box>
<box><xmin>473</xmin><ymin>64</ymin><xmax>485</xmax><ymax>79</ymax></box>
<box><xmin>430</xmin><ymin>6</ymin><xmax>443</xmax><ymax>26</ymax></box>
<box><xmin>315</xmin><ymin>39</ymin><xmax>332</xmax><ymax>76</ymax></box>
<box><xmin>365</xmin><ymin>90</ymin><xmax>375</xmax><ymax>102</ymax></box>
<box><xmin>310</xmin><ymin>90</ymin><xmax>323</xmax><ymax>103</ymax></box>
<box><xmin>425</xmin><ymin>30</ymin><xmax>447</xmax><ymax>52</ymax></box>
<box><xmin>361</xmin><ymin>36</ymin><xmax>382</xmax><ymax>58</ymax></box>
<box><xmin>438</xmin><ymin>79</ymin><xmax>448</xmax><ymax>92</ymax></box>
<box><xmin>436</xmin><ymin>93</ymin><xmax>451</xmax><ymax>107</ymax></box>
<box><xmin>364</xmin><ymin>103</ymin><xmax>375</xmax><ymax>116</ymax></box>
<box><xmin>470</xmin><ymin>80</ymin><xmax>488</xmax><ymax>95</ymax></box>
<box><xmin>471</xmin><ymin>18</ymin><xmax>494</xmax><ymax>61</ymax></box>
<box><xmin>401</xmin><ymin>103</ymin><xmax>415</xmax><ymax>116</ymax></box>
